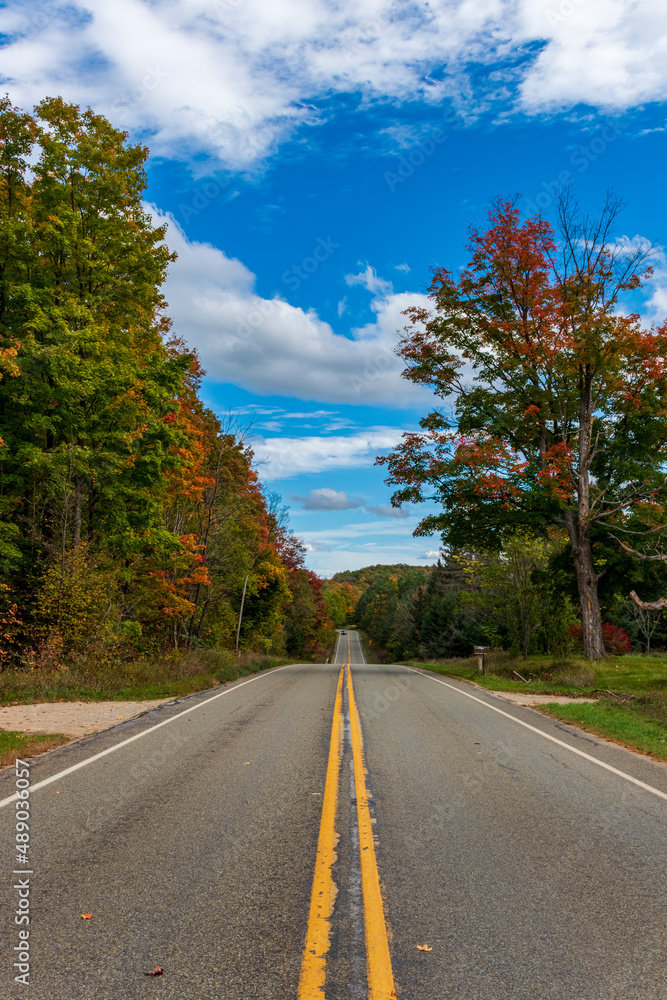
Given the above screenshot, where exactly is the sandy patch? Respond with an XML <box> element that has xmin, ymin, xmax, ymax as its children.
<box><xmin>494</xmin><ymin>691</ymin><xmax>598</xmax><ymax>707</ymax></box>
<box><xmin>0</xmin><ymin>700</ymin><xmax>174</xmax><ymax>738</ymax></box>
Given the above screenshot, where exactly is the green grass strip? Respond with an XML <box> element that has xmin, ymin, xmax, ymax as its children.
<box><xmin>538</xmin><ymin>701</ymin><xmax>667</xmax><ymax>760</ymax></box>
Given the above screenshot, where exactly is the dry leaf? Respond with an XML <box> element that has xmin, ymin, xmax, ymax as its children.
<box><xmin>81</xmin><ymin>914</ymin><xmax>93</xmax><ymax>920</ymax></box>
<box><xmin>416</xmin><ymin>943</ymin><xmax>432</xmax><ymax>952</ymax></box>
<box><xmin>144</xmin><ymin>966</ymin><xmax>164</xmax><ymax>977</ymax></box>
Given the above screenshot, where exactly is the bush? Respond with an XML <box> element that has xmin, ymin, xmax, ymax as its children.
<box><xmin>568</xmin><ymin>622</ymin><xmax>632</xmax><ymax>656</ymax></box>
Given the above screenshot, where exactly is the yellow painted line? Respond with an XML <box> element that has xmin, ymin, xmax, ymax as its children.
<box><xmin>347</xmin><ymin>664</ymin><xmax>397</xmax><ymax>1000</ymax></box>
<box><xmin>298</xmin><ymin>667</ymin><xmax>345</xmax><ymax>999</ymax></box>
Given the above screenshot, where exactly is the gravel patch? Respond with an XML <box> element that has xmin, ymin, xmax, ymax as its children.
<box><xmin>0</xmin><ymin>699</ymin><xmax>174</xmax><ymax>738</ymax></box>
<box><xmin>493</xmin><ymin>691</ymin><xmax>598</xmax><ymax>707</ymax></box>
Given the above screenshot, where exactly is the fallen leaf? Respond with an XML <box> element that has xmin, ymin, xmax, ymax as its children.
<box><xmin>243</xmin><ymin>762</ymin><xmax>250</xmax><ymax>765</ymax></box>
<box><xmin>81</xmin><ymin>914</ymin><xmax>93</xmax><ymax>920</ymax></box>
<box><xmin>144</xmin><ymin>966</ymin><xmax>164</xmax><ymax>977</ymax></box>
<box><xmin>416</xmin><ymin>943</ymin><xmax>432</xmax><ymax>952</ymax></box>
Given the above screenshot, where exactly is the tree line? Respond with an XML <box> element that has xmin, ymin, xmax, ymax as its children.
<box><xmin>0</xmin><ymin>96</ymin><xmax>332</xmax><ymax>668</ymax></box>
<box><xmin>340</xmin><ymin>548</ymin><xmax>667</xmax><ymax>663</ymax></box>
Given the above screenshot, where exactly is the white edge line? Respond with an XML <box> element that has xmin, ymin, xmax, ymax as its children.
<box><xmin>354</xmin><ymin>631</ymin><xmax>366</xmax><ymax>664</ymax></box>
<box><xmin>0</xmin><ymin>662</ymin><xmax>302</xmax><ymax>810</ymax></box>
<box><xmin>402</xmin><ymin>666</ymin><xmax>667</xmax><ymax>805</ymax></box>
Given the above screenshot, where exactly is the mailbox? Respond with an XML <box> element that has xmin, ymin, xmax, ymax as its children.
<box><xmin>473</xmin><ymin>645</ymin><xmax>490</xmax><ymax>674</ymax></box>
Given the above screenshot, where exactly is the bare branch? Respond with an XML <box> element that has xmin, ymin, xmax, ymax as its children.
<box><xmin>630</xmin><ymin>590</ymin><xmax>667</xmax><ymax>611</ymax></box>
<box><xmin>611</xmin><ymin>535</ymin><xmax>667</xmax><ymax>562</ymax></box>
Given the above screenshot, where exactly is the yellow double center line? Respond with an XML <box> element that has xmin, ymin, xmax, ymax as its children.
<box><xmin>298</xmin><ymin>639</ymin><xmax>396</xmax><ymax>999</ymax></box>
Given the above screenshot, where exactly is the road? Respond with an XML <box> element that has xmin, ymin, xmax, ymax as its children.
<box><xmin>1</xmin><ymin>631</ymin><xmax>666</xmax><ymax>999</ymax></box>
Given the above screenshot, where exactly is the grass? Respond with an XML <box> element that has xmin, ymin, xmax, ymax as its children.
<box><xmin>0</xmin><ymin>648</ymin><xmax>296</xmax><ymax>706</ymax></box>
<box><xmin>0</xmin><ymin>729</ymin><xmax>70</xmax><ymax>769</ymax></box>
<box><xmin>355</xmin><ymin>629</ymin><xmax>377</xmax><ymax>664</ymax></box>
<box><xmin>403</xmin><ymin>650</ymin><xmax>667</xmax><ymax>761</ymax></box>
<box><xmin>538</xmin><ymin>701</ymin><xmax>667</xmax><ymax>760</ymax></box>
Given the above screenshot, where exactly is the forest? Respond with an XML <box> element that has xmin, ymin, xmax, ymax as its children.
<box><xmin>0</xmin><ymin>96</ymin><xmax>333</xmax><ymax>675</ymax></box>
<box><xmin>334</xmin><ymin>550</ymin><xmax>667</xmax><ymax>664</ymax></box>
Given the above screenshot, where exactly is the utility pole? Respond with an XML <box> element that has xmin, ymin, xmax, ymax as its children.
<box><xmin>235</xmin><ymin>574</ymin><xmax>249</xmax><ymax>655</ymax></box>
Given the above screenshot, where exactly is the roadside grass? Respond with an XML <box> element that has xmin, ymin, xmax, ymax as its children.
<box><xmin>355</xmin><ymin>630</ymin><xmax>377</xmax><ymax>664</ymax></box>
<box><xmin>537</xmin><ymin>701</ymin><xmax>667</xmax><ymax>761</ymax></box>
<box><xmin>0</xmin><ymin>649</ymin><xmax>295</xmax><ymax>705</ymax></box>
<box><xmin>403</xmin><ymin>650</ymin><xmax>667</xmax><ymax>761</ymax></box>
<box><xmin>0</xmin><ymin>730</ymin><xmax>70</xmax><ymax>769</ymax></box>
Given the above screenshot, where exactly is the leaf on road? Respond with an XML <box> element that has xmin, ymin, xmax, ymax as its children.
<box><xmin>144</xmin><ymin>966</ymin><xmax>164</xmax><ymax>977</ymax></box>
<box><xmin>416</xmin><ymin>943</ymin><xmax>432</xmax><ymax>952</ymax></box>
<box><xmin>80</xmin><ymin>914</ymin><xmax>93</xmax><ymax>919</ymax></box>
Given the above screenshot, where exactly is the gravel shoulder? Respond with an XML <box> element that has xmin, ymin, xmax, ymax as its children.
<box><xmin>0</xmin><ymin>699</ymin><xmax>174</xmax><ymax>739</ymax></box>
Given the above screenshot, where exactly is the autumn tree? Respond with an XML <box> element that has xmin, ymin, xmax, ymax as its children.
<box><xmin>0</xmin><ymin>95</ymin><xmax>332</xmax><ymax>665</ymax></box>
<box><xmin>322</xmin><ymin>580</ymin><xmax>361</xmax><ymax>627</ymax></box>
<box><xmin>379</xmin><ymin>194</ymin><xmax>667</xmax><ymax>658</ymax></box>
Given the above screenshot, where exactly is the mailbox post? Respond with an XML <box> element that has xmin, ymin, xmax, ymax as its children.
<box><xmin>474</xmin><ymin>645</ymin><xmax>490</xmax><ymax>675</ymax></box>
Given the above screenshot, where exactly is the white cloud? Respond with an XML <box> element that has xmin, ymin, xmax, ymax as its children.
<box><xmin>2</xmin><ymin>0</ymin><xmax>666</xmax><ymax>168</ymax></box>
<box><xmin>395</xmin><ymin>263</ymin><xmax>411</xmax><ymax>273</ymax></box>
<box><xmin>250</xmin><ymin>429</ymin><xmax>405</xmax><ymax>480</ymax></box>
<box><xmin>291</xmin><ymin>488</ymin><xmax>365</xmax><ymax>511</ymax></box>
<box><xmin>641</xmin><ymin>249</ymin><xmax>667</xmax><ymax>326</ymax></box>
<box><xmin>345</xmin><ymin>265</ymin><xmax>393</xmax><ymax>298</ymax></box>
<box><xmin>516</xmin><ymin>0</ymin><xmax>667</xmax><ymax>112</ymax></box>
<box><xmin>290</xmin><ymin>488</ymin><xmax>409</xmax><ymax>516</ymax></box>
<box><xmin>295</xmin><ymin>518</ymin><xmax>435</xmax><ymax>574</ymax></box>
<box><xmin>366</xmin><ymin>503</ymin><xmax>409</xmax><ymax>519</ymax></box>
<box><xmin>157</xmin><ymin>210</ymin><xmax>431</xmax><ymax>406</ymax></box>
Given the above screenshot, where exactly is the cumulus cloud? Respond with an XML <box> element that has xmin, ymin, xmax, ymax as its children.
<box><xmin>291</xmin><ymin>488</ymin><xmax>365</xmax><ymax>511</ymax></box>
<box><xmin>250</xmin><ymin>429</ymin><xmax>405</xmax><ymax>480</ymax></box>
<box><xmin>291</xmin><ymin>489</ymin><xmax>409</xmax><ymax>517</ymax></box>
<box><xmin>157</xmin><ymin>210</ymin><xmax>431</xmax><ymax>406</ymax></box>
<box><xmin>2</xmin><ymin>0</ymin><xmax>666</xmax><ymax>168</ymax></box>
<box><xmin>366</xmin><ymin>504</ymin><xmax>409</xmax><ymax>519</ymax></box>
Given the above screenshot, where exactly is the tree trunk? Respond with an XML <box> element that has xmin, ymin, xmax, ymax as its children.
<box><xmin>566</xmin><ymin>514</ymin><xmax>605</xmax><ymax>658</ymax></box>
<box><xmin>73</xmin><ymin>476</ymin><xmax>82</xmax><ymax>549</ymax></box>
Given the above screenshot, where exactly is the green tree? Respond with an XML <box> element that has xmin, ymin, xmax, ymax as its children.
<box><xmin>0</xmin><ymin>97</ymin><xmax>188</xmax><ymax>584</ymax></box>
<box><xmin>458</xmin><ymin>533</ymin><xmax>573</xmax><ymax>659</ymax></box>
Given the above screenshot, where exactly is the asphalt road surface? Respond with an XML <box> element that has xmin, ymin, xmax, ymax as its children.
<box><xmin>1</xmin><ymin>631</ymin><xmax>666</xmax><ymax>999</ymax></box>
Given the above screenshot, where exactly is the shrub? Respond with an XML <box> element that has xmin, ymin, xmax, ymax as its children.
<box><xmin>568</xmin><ymin>622</ymin><xmax>632</xmax><ymax>656</ymax></box>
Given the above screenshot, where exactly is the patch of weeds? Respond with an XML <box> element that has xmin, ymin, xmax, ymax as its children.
<box><xmin>0</xmin><ymin>730</ymin><xmax>70</xmax><ymax>769</ymax></box>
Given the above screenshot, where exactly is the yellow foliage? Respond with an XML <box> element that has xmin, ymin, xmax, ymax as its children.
<box><xmin>34</xmin><ymin>545</ymin><xmax>119</xmax><ymax>656</ymax></box>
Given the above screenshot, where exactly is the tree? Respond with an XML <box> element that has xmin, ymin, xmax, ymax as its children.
<box><xmin>0</xmin><ymin>96</ymin><xmax>187</xmax><ymax>579</ymax></box>
<box><xmin>458</xmin><ymin>533</ymin><xmax>570</xmax><ymax>659</ymax></box>
<box><xmin>378</xmin><ymin>194</ymin><xmax>667</xmax><ymax>658</ymax></box>
<box><xmin>322</xmin><ymin>580</ymin><xmax>361</xmax><ymax>627</ymax></box>
<box><xmin>0</xmin><ymin>95</ymin><xmax>335</xmax><ymax>665</ymax></box>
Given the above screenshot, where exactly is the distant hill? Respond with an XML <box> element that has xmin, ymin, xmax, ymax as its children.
<box><xmin>331</xmin><ymin>563</ymin><xmax>434</xmax><ymax>594</ymax></box>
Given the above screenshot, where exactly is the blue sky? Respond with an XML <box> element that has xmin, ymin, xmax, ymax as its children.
<box><xmin>2</xmin><ymin>0</ymin><xmax>667</xmax><ymax>574</ymax></box>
